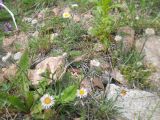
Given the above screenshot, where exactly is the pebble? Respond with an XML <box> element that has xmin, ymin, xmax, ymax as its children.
<box><xmin>13</xmin><ymin>52</ymin><xmax>22</xmax><ymax>61</ymax></box>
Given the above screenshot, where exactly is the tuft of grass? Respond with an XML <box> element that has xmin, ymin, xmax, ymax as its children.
<box><xmin>112</xmin><ymin>43</ymin><xmax>152</xmax><ymax>88</ymax></box>
<box><xmin>94</xmin><ymin>98</ymin><xmax>121</xmax><ymax>120</ymax></box>
<box><xmin>118</xmin><ymin>0</ymin><xmax>160</xmax><ymax>31</ymax></box>
<box><xmin>28</xmin><ymin>35</ymin><xmax>52</xmax><ymax>58</ymax></box>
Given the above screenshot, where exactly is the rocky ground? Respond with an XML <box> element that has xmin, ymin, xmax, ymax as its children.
<box><xmin>0</xmin><ymin>0</ymin><xmax>160</xmax><ymax>120</ymax></box>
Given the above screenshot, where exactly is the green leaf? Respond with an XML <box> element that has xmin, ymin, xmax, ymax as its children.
<box><xmin>17</xmin><ymin>50</ymin><xmax>30</xmax><ymax>93</ymax></box>
<box><xmin>0</xmin><ymin>92</ymin><xmax>8</xmax><ymax>108</ymax></box>
<box><xmin>0</xmin><ymin>92</ymin><xmax>27</xmax><ymax>112</ymax></box>
<box><xmin>60</xmin><ymin>85</ymin><xmax>77</xmax><ymax>104</ymax></box>
<box><xmin>31</xmin><ymin>103</ymin><xmax>43</xmax><ymax>115</ymax></box>
<box><xmin>8</xmin><ymin>96</ymin><xmax>27</xmax><ymax>112</ymax></box>
<box><xmin>19</xmin><ymin>50</ymin><xmax>29</xmax><ymax>71</ymax></box>
<box><xmin>25</xmin><ymin>92</ymin><xmax>34</xmax><ymax>111</ymax></box>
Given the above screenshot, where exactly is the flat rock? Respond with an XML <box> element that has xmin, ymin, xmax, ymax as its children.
<box><xmin>136</xmin><ymin>35</ymin><xmax>160</xmax><ymax>70</ymax></box>
<box><xmin>136</xmin><ymin>35</ymin><xmax>160</xmax><ymax>90</ymax></box>
<box><xmin>107</xmin><ymin>84</ymin><xmax>160</xmax><ymax>120</ymax></box>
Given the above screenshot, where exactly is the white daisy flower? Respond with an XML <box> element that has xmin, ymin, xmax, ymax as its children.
<box><xmin>71</xmin><ymin>4</ymin><xmax>78</xmax><ymax>8</ymax></box>
<box><xmin>31</xmin><ymin>19</ymin><xmax>38</xmax><ymax>25</ymax></box>
<box><xmin>145</xmin><ymin>28</ymin><xmax>155</xmax><ymax>35</ymax></box>
<box><xmin>40</xmin><ymin>94</ymin><xmax>55</xmax><ymax>109</ymax></box>
<box><xmin>62</xmin><ymin>12</ymin><xmax>71</xmax><ymax>18</ymax></box>
<box><xmin>90</xmin><ymin>59</ymin><xmax>100</xmax><ymax>67</ymax></box>
<box><xmin>135</xmin><ymin>16</ymin><xmax>139</xmax><ymax>20</ymax></box>
<box><xmin>114</xmin><ymin>35</ymin><xmax>122</xmax><ymax>42</ymax></box>
<box><xmin>2</xmin><ymin>52</ymin><xmax>12</xmax><ymax>62</ymax></box>
<box><xmin>77</xmin><ymin>88</ymin><xmax>88</xmax><ymax>98</ymax></box>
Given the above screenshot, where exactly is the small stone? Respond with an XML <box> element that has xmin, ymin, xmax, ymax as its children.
<box><xmin>2</xmin><ymin>52</ymin><xmax>12</xmax><ymax>62</ymax></box>
<box><xmin>90</xmin><ymin>59</ymin><xmax>100</xmax><ymax>67</ymax></box>
<box><xmin>13</xmin><ymin>52</ymin><xmax>22</xmax><ymax>61</ymax></box>
<box><xmin>102</xmin><ymin>71</ymin><xmax>111</xmax><ymax>84</ymax></box>
<box><xmin>145</xmin><ymin>28</ymin><xmax>155</xmax><ymax>36</ymax></box>
<box><xmin>31</xmin><ymin>19</ymin><xmax>38</xmax><ymax>25</ymax></box>
<box><xmin>32</xmin><ymin>31</ymin><xmax>39</xmax><ymax>37</ymax></box>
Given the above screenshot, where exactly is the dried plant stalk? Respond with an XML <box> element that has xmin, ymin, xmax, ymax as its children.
<box><xmin>0</xmin><ymin>3</ymin><xmax>18</xmax><ymax>30</ymax></box>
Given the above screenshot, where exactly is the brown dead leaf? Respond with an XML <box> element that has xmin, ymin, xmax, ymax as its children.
<box><xmin>28</xmin><ymin>69</ymin><xmax>53</xmax><ymax>86</ymax></box>
<box><xmin>36</xmin><ymin>55</ymin><xmax>66</xmax><ymax>80</ymax></box>
<box><xmin>52</xmin><ymin>7</ymin><xmax>61</xmax><ymax>16</ymax></box>
<box><xmin>29</xmin><ymin>53</ymin><xmax>67</xmax><ymax>85</ymax></box>
<box><xmin>73</xmin><ymin>14</ymin><xmax>80</xmax><ymax>22</ymax></box>
<box><xmin>92</xmin><ymin>77</ymin><xmax>104</xmax><ymax>90</ymax></box>
<box><xmin>1</xmin><ymin>64</ymin><xmax>17</xmax><ymax>80</ymax></box>
<box><xmin>111</xmin><ymin>68</ymin><xmax>127</xmax><ymax>85</ymax></box>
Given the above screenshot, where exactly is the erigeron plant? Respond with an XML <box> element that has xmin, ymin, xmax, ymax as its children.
<box><xmin>0</xmin><ymin>3</ymin><xmax>18</xmax><ymax>30</ymax></box>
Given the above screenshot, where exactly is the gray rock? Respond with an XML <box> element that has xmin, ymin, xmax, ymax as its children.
<box><xmin>136</xmin><ymin>36</ymin><xmax>160</xmax><ymax>70</ymax></box>
<box><xmin>107</xmin><ymin>84</ymin><xmax>160</xmax><ymax>120</ymax></box>
<box><xmin>136</xmin><ymin>35</ymin><xmax>160</xmax><ymax>90</ymax></box>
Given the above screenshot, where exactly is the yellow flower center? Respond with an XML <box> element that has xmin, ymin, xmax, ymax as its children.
<box><xmin>63</xmin><ymin>13</ymin><xmax>70</xmax><ymax>18</ymax></box>
<box><xmin>79</xmin><ymin>90</ymin><xmax>85</xmax><ymax>95</ymax></box>
<box><xmin>44</xmin><ymin>97</ymin><xmax>52</xmax><ymax>104</ymax></box>
<box><xmin>121</xmin><ymin>89</ymin><xmax>127</xmax><ymax>96</ymax></box>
